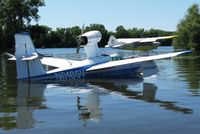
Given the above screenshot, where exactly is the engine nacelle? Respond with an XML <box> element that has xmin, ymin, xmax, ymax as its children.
<box><xmin>77</xmin><ymin>31</ymin><xmax>102</xmax><ymax>45</ymax></box>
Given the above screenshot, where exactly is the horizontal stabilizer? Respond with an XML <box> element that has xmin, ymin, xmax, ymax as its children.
<box><xmin>8</xmin><ymin>57</ymin><xmax>16</xmax><ymax>61</ymax></box>
<box><xmin>4</xmin><ymin>53</ymin><xmax>16</xmax><ymax>61</ymax></box>
<box><xmin>21</xmin><ymin>52</ymin><xmax>38</xmax><ymax>61</ymax></box>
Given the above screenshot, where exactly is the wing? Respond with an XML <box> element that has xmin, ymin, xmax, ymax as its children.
<box><xmin>139</xmin><ymin>35</ymin><xmax>176</xmax><ymax>43</ymax></box>
<box><xmin>117</xmin><ymin>38</ymin><xmax>141</xmax><ymax>44</ymax></box>
<box><xmin>118</xmin><ymin>35</ymin><xmax>176</xmax><ymax>44</ymax></box>
<box><xmin>106</xmin><ymin>35</ymin><xmax>177</xmax><ymax>50</ymax></box>
<box><xmin>86</xmin><ymin>50</ymin><xmax>191</xmax><ymax>71</ymax></box>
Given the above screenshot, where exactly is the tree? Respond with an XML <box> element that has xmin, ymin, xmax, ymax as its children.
<box><xmin>174</xmin><ymin>4</ymin><xmax>200</xmax><ymax>51</ymax></box>
<box><xmin>64</xmin><ymin>26</ymin><xmax>81</xmax><ymax>48</ymax></box>
<box><xmin>115</xmin><ymin>25</ymin><xmax>130</xmax><ymax>38</ymax></box>
<box><xmin>46</xmin><ymin>30</ymin><xmax>63</xmax><ymax>48</ymax></box>
<box><xmin>28</xmin><ymin>25</ymin><xmax>51</xmax><ymax>48</ymax></box>
<box><xmin>0</xmin><ymin>25</ymin><xmax>3</xmax><ymax>51</ymax></box>
<box><xmin>0</xmin><ymin>0</ymin><xmax>45</xmax><ymax>50</ymax></box>
<box><xmin>127</xmin><ymin>28</ymin><xmax>143</xmax><ymax>38</ymax></box>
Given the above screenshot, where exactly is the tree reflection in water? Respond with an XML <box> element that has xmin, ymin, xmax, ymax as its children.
<box><xmin>175</xmin><ymin>56</ymin><xmax>200</xmax><ymax>95</ymax></box>
<box><xmin>0</xmin><ymin>81</ymin><xmax>47</xmax><ymax>130</ymax></box>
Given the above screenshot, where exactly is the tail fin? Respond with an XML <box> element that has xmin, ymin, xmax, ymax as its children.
<box><xmin>15</xmin><ymin>32</ymin><xmax>45</xmax><ymax>80</ymax></box>
<box><xmin>105</xmin><ymin>35</ymin><xmax>120</xmax><ymax>48</ymax></box>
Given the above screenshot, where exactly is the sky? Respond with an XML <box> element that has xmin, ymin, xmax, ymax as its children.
<box><xmin>37</xmin><ymin>0</ymin><xmax>200</xmax><ymax>32</ymax></box>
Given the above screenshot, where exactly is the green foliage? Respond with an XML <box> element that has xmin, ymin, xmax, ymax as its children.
<box><xmin>0</xmin><ymin>0</ymin><xmax>45</xmax><ymax>50</ymax></box>
<box><xmin>174</xmin><ymin>4</ymin><xmax>200</xmax><ymax>52</ymax></box>
<box><xmin>0</xmin><ymin>27</ymin><xmax>3</xmax><ymax>51</ymax></box>
<box><xmin>45</xmin><ymin>26</ymin><xmax>81</xmax><ymax>48</ymax></box>
<box><xmin>28</xmin><ymin>25</ymin><xmax>51</xmax><ymax>48</ymax></box>
<box><xmin>115</xmin><ymin>26</ymin><xmax>130</xmax><ymax>38</ymax></box>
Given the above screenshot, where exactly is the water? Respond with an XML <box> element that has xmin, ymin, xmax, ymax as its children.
<box><xmin>0</xmin><ymin>47</ymin><xmax>200</xmax><ymax>134</ymax></box>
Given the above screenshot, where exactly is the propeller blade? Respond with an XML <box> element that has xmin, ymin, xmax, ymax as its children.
<box><xmin>76</xmin><ymin>24</ymin><xmax>85</xmax><ymax>54</ymax></box>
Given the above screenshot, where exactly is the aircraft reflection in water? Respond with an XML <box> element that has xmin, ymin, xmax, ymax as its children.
<box><xmin>15</xmin><ymin>71</ymin><xmax>193</xmax><ymax>128</ymax></box>
<box><xmin>77</xmin><ymin>89</ymin><xmax>103</xmax><ymax>127</ymax></box>
<box><xmin>16</xmin><ymin>82</ymin><xmax>47</xmax><ymax>129</ymax></box>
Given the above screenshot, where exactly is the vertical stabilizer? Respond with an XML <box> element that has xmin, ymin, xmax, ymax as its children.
<box><xmin>105</xmin><ymin>35</ymin><xmax>121</xmax><ymax>48</ymax></box>
<box><xmin>15</xmin><ymin>32</ymin><xmax>45</xmax><ymax>80</ymax></box>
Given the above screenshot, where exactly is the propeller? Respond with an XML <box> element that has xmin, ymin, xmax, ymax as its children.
<box><xmin>76</xmin><ymin>24</ymin><xmax>85</xmax><ymax>54</ymax></box>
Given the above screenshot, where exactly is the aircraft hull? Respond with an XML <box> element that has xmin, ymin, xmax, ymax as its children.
<box><xmin>19</xmin><ymin>63</ymin><xmax>142</xmax><ymax>81</ymax></box>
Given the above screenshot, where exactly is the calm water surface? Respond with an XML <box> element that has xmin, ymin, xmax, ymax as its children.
<box><xmin>0</xmin><ymin>47</ymin><xmax>200</xmax><ymax>134</ymax></box>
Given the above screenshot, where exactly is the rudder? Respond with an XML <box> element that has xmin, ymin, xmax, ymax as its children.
<box><xmin>15</xmin><ymin>32</ymin><xmax>45</xmax><ymax>80</ymax></box>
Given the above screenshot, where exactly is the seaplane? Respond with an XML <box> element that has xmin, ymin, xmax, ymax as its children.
<box><xmin>6</xmin><ymin>31</ymin><xmax>190</xmax><ymax>81</ymax></box>
<box><xmin>105</xmin><ymin>35</ymin><xmax>176</xmax><ymax>51</ymax></box>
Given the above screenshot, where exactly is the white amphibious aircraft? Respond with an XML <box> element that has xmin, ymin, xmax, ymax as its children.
<box><xmin>7</xmin><ymin>31</ymin><xmax>190</xmax><ymax>81</ymax></box>
<box><xmin>105</xmin><ymin>35</ymin><xmax>176</xmax><ymax>50</ymax></box>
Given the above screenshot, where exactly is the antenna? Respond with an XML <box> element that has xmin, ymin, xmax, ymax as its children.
<box><xmin>24</xmin><ymin>43</ymin><xmax>31</xmax><ymax>81</ymax></box>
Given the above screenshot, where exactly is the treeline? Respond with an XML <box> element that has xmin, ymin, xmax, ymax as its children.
<box><xmin>1</xmin><ymin>23</ymin><xmax>175</xmax><ymax>50</ymax></box>
<box><xmin>28</xmin><ymin>24</ymin><xmax>174</xmax><ymax>48</ymax></box>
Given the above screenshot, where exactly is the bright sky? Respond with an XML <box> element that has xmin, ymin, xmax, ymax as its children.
<box><xmin>38</xmin><ymin>0</ymin><xmax>200</xmax><ymax>32</ymax></box>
